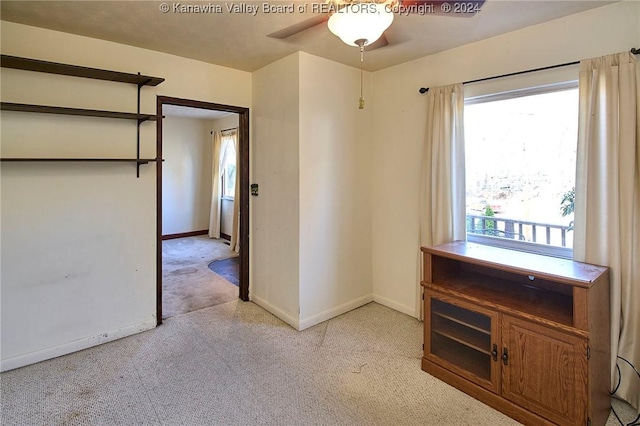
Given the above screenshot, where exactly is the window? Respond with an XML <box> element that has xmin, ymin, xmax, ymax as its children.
<box><xmin>220</xmin><ymin>136</ymin><xmax>237</xmax><ymax>199</ymax></box>
<box><xmin>464</xmin><ymin>83</ymin><xmax>578</xmax><ymax>257</ymax></box>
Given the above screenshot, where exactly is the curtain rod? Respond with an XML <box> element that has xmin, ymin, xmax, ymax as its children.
<box><xmin>210</xmin><ymin>127</ymin><xmax>238</xmax><ymax>135</ymax></box>
<box><xmin>419</xmin><ymin>47</ymin><xmax>640</xmax><ymax>94</ymax></box>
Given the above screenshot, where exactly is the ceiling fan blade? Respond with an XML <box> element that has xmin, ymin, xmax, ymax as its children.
<box><xmin>267</xmin><ymin>15</ymin><xmax>329</xmax><ymax>39</ymax></box>
<box><xmin>398</xmin><ymin>0</ymin><xmax>485</xmax><ymax>16</ymax></box>
<box><xmin>365</xmin><ymin>34</ymin><xmax>389</xmax><ymax>51</ymax></box>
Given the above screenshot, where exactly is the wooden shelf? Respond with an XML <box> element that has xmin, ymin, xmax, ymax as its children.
<box><xmin>432</xmin><ymin>318</ymin><xmax>491</xmax><ymax>355</ymax></box>
<box><xmin>1</xmin><ymin>55</ymin><xmax>164</xmax><ymax>86</ymax></box>
<box><xmin>426</xmin><ymin>270</ymin><xmax>574</xmax><ymax>327</ymax></box>
<box><xmin>431</xmin><ymin>334</ymin><xmax>491</xmax><ymax>381</ymax></box>
<box><xmin>1</xmin><ymin>55</ymin><xmax>164</xmax><ymax>177</ymax></box>
<box><xmin>1</xmin><ymin>102</ymin><xmax>158</xmax><ymax>122</ymax></box>
<box><xmin>1</xmin><ymin>158</ymin><xmax>157</xmax><ymax>164</ymax></box>
<box><xmin>423</xmin><ymin>241</ymin><xmax>607</xmax><ymax>288</ymax></box>
<box><xmin>432</xmin><ymin>298</ymin><xmax>491</xmax><ymax>334</ymax></box>
<box><xmin>433</xmin><ymin>311</ymin><xmax>490</xmax><ymax>335</ymax></box>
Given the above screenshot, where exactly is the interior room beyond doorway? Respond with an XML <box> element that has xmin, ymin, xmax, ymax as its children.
<box><xmin>160</xmin><ymin>103</ymin><xmax>241</xmax><ymax>319</ymax></box>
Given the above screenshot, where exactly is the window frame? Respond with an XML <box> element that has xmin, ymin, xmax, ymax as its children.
<box><xmin>220</xmin><ymin>135</ymin><xmax>237</xmax><ymax>201</ymax></box>
<box><xmin>463</xmin><ymin>77</ymin><xmax>579</xmax><ymax>259</ymax></box>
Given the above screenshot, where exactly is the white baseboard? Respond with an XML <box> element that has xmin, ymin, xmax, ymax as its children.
<box><xmin>250</xmin><ymin>293</ymin><xmax>375</xmax><ymax>331</ymax></box>
<box><xmin>298</xmin><ymin>294</ymin><xmax>373</xmax><ymax>331</ymax></box>
<box><xmin>0</xmin><ymin>317</ymin><xmax>157</xmax><ymax>372</ymax></box>
<box><xmin>250</xmin><ymin>294</ymin><xmax>300</xmax><ymax>330</ymax></box>
<box><xmin>373</xmin><ymin>293</ymin><xmax>417</xmax><ymax>318</ymax></box>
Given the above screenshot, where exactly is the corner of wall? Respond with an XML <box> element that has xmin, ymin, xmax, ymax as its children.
<box><xmin>298</xmin><ymin>294</ymin><xmax>374</xmax><ymax>331</ymax></box>
<box><xmin>372</xmin><ymin>293</ymin><xmax>417</xmax><ymax>318</ymax></box>
<box><xmin>250</xmin><ymin>294</ymin><xmax>300</xmax><ymax>330</ymax></box>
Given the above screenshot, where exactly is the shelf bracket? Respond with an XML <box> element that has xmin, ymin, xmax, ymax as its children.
<box><xmin>136</xmin><ymin>76</ymin><xmax>142</xmax><ymax>178</ymax></box>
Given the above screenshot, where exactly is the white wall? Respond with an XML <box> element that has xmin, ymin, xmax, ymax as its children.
<box><xmin>0</xmin><ymin>21</ymin><xmax>250</xmax><ymax>371</ymax></box>
<box><xmin>370</xmin><ymin>1</ymin><xmax>640</xmax><ymax>318</ymax></box>
<box><xmin>298</xmin><ymin>52</ymin><xmax>373</xmax><ymax>328</ymax></box>
<box><xmin>251</xmin><ymin>52</ymin><xmax>373</xmax><ymax>330</ymax></box>
<box><xmin>209</xmin><ymin>114</ymin><xmax>239</xmax><ymax>133</ymax></box>
<box><xmin>162</xmin><ymin>116</ymin><xmax>212</xmax><ymax>236</ymax></box>
<box><xmin>251</xmin><ymin>53</ymin><xmax>301</xmax><ymax>327</ymax></box>
<box><xmin>209</xmin><ymin>114</ymin><xmax>240</xmax><ymax>237</ymax></box>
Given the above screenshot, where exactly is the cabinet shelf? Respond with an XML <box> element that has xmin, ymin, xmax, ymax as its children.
<box><xmin>432</xmin><ymin>299</ymin><xmax>491</xmax><ymax>335</ymax></box>
<box><xmin>432</xmin><ymin>320</ymin><xmax>491</xmax><ymax>355</ymax></box>
<box><xmin>431</xmin><ymin>334</ymin><xmax>492</xmax><ymax>381</ymax></box>
<box><xmin>1</xmin><ymin>102</ymin><xmax>158</xmax><ymax>122</ymax></box>
<box><xmin>426</xmin><ymin>270</ymin><xmax>574</xmax><ymax>327</ymax></box>
<box><xmin>433</xmin><ymin>311</ymin><xmax>490</xmax><ymax>335</ymax></box>
<box><xmin>1</xmin><ymin>55</ymin><xmax>164</xmax><ymax>86</ymax></box>
<box><xmin>426</xmin><ymin>241</ymin><xmax>606</xmax><ymax>288</ymax></box>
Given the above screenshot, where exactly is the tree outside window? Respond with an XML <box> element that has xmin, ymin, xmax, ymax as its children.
<box><xmin>221</xmin><ymin>137</ymin><xmax>236</xmax><ymax>199</ymax></box>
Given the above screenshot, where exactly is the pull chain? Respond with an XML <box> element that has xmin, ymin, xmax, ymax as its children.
<box><xmin>359</xmin><ymin>43</ymin><xmax>365</xmax><ymax>109</ymax></box>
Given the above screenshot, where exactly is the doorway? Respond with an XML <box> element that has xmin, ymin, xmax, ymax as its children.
<box><xmin>156</xmin><ymin>96</ymin><xmax>249</xmax><ymax>325</ymax></box>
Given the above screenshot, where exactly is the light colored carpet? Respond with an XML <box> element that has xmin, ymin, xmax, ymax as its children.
<box><xmin>0</xmin><ymin>301</ymin><xmax>636</xmax><ymax>425</ymax></box>
<box><xmin>162</xmin><ymin>235</ymin><xmax>239</xmax><ymax>319</ymax></box>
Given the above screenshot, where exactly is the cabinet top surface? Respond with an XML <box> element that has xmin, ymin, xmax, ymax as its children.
<box><xmin>422</xmin><ymin>241</ymin><xmax>608</xmax><ymax>286</ymax></box>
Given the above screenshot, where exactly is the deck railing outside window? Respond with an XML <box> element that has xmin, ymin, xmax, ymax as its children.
<box><xmin>466</xmin><ymin>214</ymin><xmax>572</xmax><ymax>248</ymax></box>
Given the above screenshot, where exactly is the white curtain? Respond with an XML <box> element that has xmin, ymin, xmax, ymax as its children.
<box><xmin>208</xmin><ymin>131</ymin><xmax>223</xmax><ymax>238</ymax></box>
<box><xmin>573</xmin><ymin>51</ymin><xmax>639</xmax><ymax>410</ymax></box>
<box><xmin>418</xmin><ymin>83</ymin><xmax>466</xmax><ymax>319</ymax></box>
<box><xmin>229</xmin><ymin>131</ymin><xmax>240</xmax><ymax>253</ymax></box>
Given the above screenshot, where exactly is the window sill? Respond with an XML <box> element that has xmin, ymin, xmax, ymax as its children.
<box><xmin>467</xmin><ymin>234</ymin><xmax>573</xmax><ymax>259</ymax></box>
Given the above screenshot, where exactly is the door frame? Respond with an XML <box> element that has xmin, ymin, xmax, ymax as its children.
<box><xmin>156</xmin><ymin>96</ymin><xmax>250</xmax><ymax>325</ymax></box>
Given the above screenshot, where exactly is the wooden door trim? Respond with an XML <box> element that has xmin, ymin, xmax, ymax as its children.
<box><xmin>156</xmin><ymin>96</ymin><xmax>250</xmax><ymax>325</ymax></box>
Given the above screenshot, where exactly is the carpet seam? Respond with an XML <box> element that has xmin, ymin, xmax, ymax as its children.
<box><xmin>133</xmin><ymin>364</ymin><xmax>163</xmax><ymax>425</ymax></box>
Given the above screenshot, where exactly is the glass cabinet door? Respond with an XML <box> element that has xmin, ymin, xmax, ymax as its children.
<box><xmin>424</xmin><ymin>292</ymin><xmax>500</xmax><ymax>393</ymax></box>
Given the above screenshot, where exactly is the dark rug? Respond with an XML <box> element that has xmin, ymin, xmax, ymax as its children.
<box><xmin>208</xmin><ymin>256</ymin><xmax>240</xmax><ymax>286</ymax></box>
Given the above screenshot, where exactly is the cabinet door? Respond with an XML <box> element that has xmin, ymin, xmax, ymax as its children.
<box><xmin>425</xmin><ymin>292</ymin><xmax>500</xmax><ymax>393</ymax></box>
<box><xmin>501</xmin><ymin>316</ymin><xmax>588</xmax><ymax>426</ymax></box>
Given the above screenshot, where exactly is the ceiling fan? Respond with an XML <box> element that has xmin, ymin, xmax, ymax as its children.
<box><xmin>268</xmin><ymin>0</ymin><xmax>484</xmax><ymax>109</ymax></box>
<box><xmin>267</xmin><ymin>0</ymin><xmax>486</xmax><ymax>51</ymax></box>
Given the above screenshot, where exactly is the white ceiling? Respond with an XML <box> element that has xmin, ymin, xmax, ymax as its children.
<box><xmin>0</xmin><ymin>1</ymin><xmax>616</xmax><ymax>72</ymax></box>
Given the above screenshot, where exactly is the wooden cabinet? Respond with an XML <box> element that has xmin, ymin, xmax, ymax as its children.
<box><xmin>421</xmin><ymin>242</ymin><xmax>610</xmax><ymax>426</ymax></box>
<box><xmin>500</xmin><ymin>316</ymin><xmax>588</xmax><ymax>425</ymax></box>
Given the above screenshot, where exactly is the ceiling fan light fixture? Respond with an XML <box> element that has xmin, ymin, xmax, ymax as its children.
<box><xmin>327</xmin><ymin>2</ymin><xmax>394</xmax><ymax>47</ymax></box>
